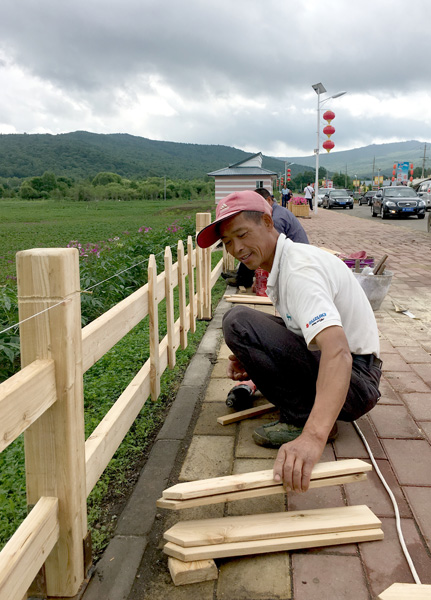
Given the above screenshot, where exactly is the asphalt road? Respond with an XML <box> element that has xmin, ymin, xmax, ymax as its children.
<box><xmin>321</xmin><ymin>202</ymin><xmax>431</xmax><ymax>233</ymax></box>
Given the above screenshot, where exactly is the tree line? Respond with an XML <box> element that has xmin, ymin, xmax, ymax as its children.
<box><xmin>0</xmin><ymin>171</ymin><xmax>215</xmax><ymax>201</ymax></box>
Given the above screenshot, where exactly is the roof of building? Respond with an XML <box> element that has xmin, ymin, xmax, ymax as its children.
<box><xmin>208</xmin><ymin>151</ymin><xmax>277</xmax><ymax>177</ymax></box>
<box><xmin>207</xmin><ymin>166</ymin><xmax>278</xmax><ymax>177</ymax></box>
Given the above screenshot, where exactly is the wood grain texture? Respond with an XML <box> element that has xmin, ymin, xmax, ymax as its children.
<box><xmin>0</xmin><ymin>359</ymin><xmax>56</xmax><ymax>452</ymax></box>
<box><xmin>162</xmin><ymin>459</ymin><xmax>372</xmax><ymax>500</ymax></box>
<box><xmin>217</xmin><ymin>402</ymin><xmax>276</xmax><ymax>425</ymax></box>
<box><xmin>164</xmin><ymin>505</ymin><xmax>381</xmax><ymax>547</ymax></box>
<box><xmin>164</xmin><ymin>527</ymin><xmax>384</xmax><ymax>561</ymax></box>
<box><xmin>156</xmin><ymin>473</ymin><xmax>367</xmax><ymax>510</ymax></box>
<box><xmin>378</xmin><ymin>583</ymin><xmax>431</xmax><ymax>599</ymax></box>
<box><xmin>0</xmin><ymin>497</ymin><xmax>59</xmax><ymax>600</ymax></box>
<box><xmin>168</xmin><ymin>557</ymin><xmax>218</xmax><ymax>586</ymax></box>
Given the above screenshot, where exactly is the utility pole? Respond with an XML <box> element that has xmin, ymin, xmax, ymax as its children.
<box><xmin>345</xmin><ymin>164</ymin><xmax>347</xmax><ymax>188</ymax></box>
<box><xmin>421</xmin><ymin>143</ymin><xmax>427</xmax><ymax>179</ymax></box>
<box><xmin>372</xmin><ymin>156</ymin><xmax>375</xmax><ymax>189</ymax></box>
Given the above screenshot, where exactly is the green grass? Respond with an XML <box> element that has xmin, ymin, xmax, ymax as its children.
<box><xmin>0</xmin><ymin>196</ymin><xmax>226</xmax><ymax>558</ymax></box>
<box><xmin>0</xmin><ymin>197</ymin><xmax>215</xmax><ymax>283</ymax></box>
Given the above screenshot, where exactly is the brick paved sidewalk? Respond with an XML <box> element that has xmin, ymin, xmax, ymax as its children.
<box><xmin>84</xmin><ymin>210</ymin><xmax>431</xmax><ymax>600</ymax></box>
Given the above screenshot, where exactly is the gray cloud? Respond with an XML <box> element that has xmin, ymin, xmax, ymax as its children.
<box><xmin>1</xmin><ymin>0</ymin><xmax>431</xmax><ymax>154</ymax></box>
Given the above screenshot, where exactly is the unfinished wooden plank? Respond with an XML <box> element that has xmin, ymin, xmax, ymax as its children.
<box><xmin>0</xmin><ymin>359</ymin><xmax>56</xmax><ymax>452</ymax></box>
<box><xmin>224</xmin><ymin>294</ymin><xmax>272</xmax><ymax>305</ymax></box>
<box><xmin>164</xmin><ymin>527</ymin><xmax>384</xmax><ymax>561</ymax></box>
<box><xmin>164</xmin><ymin>505</ymin><xmax>380</xmax><ymax>547</ymax></box>
<box><xmin>168</xmin><ymin>557</ymin><xmax>218</xmax><ymax>586</ymax></box>
<box><xmin>156</xmin><ymin>473</ymin><xmax>367</xmax><ymax>510</ymax></box>
<box><xmin>187</xmin><ymin>237</ymin><xmax>196</xmax><ymax>333</ymax></box>
<box><xmin>177</xmin><ymin>240</ymin><xmax>188</xmax><ymax>349</ymax></box>
<box><xmin>148</xmin><ymin>254</ymin><xmax>160</xmax><ymax>400</ymax></box>
<box><xmin>162</xmin><ymin>459</ymin><xmax>372</xmax><ymax>500</ymax></box>
<box><xmin>0</xmin><ymin>497</ymin><xmax>59</xmax><ymax>600</ymax></box>
<box><xmin>217</xmin><ymin>402</ymin><xmax>276</xmax><ymax>425</ymax></box>
<box><xmin>378</xmin><ymin>583</ymin><xmax>431</xmax><ymax>599</ymax></box>
<box><xmin>164</xmin><ymin>246</ymin><xmax>176</xmax><ymax>369</ymax></box>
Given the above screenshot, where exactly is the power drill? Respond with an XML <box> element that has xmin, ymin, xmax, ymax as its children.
<box><xmin>226</xmin><ymin>380</ymin><xmax>257</xmax><ymax>411</ymax></box>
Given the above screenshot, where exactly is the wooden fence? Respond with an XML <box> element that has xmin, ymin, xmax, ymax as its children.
<box><xmin>0</xmin><ymin>213</ymin><xmax>227</xmax><ymax>599</ymax></box>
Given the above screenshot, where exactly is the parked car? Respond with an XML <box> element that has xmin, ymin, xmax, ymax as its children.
<box><xmin>317</xmin><ymin>187</ymin><xmax>331</xmax><ymax>206</ymax></box>
<box><xmin>322</xmin><ymin>189</ymin><xmax>354</xmax><ymax>209</ymax></box>
<box><xmin>371</xmin><ymin>186</ymin><xmax>426</xmax><ymax>219</ymax></box>
<box><xmin>359</xmin><ymin>191</ymin><xmax>376</xmax><ymax>206</ymax></box>
<box><xmin>416</xmin><ymin>180</ymin><xmax>431</xmax><ymax>210</ymax></box>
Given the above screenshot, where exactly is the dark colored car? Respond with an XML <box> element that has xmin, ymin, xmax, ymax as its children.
<box><xmin>322</xmin><ymin>189</ymin><xmax>354</xmax><ymax>209</ymax></box>
<box><xmin>359</xmin><ymin>191</ymin><xmax>376</xmax><ymax>206</ymax></box>
<box><xmin>371</xmin><ymin>186</ymin><xmax>426</xmax><ymax>219</ymax></box>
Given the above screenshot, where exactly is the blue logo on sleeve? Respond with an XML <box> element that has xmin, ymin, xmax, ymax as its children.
<box><xmin>306</xmin><ymin>313</ymin><xmax>327</xmax><ymax>328</ymax></box>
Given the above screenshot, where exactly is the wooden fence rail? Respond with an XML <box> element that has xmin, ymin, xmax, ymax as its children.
<box><xmin>0</xmin><ymin>213</ymin><xmax>225</xmax><ymax>599</ymax></box>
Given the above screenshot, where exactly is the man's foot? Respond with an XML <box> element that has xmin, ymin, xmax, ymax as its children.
<box><xmin>225</xmin><ymin>277</ymin><xmax>239</xmax><ymax>286</ymax></box>
<box><xmin>221</xmin><ymin>270</ymin><xmax>238</xmax><ymax>279</ymax></box>
<box><xmin>252</xmin><ymin>420</ymin><xmax>338</xmax><ymax>448</ymax></box>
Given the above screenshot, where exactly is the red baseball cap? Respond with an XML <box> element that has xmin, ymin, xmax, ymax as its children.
<box><xmin>197</xmin><ymin>190</ymin><xmax>272</xmax><ymax>248</ymax></box>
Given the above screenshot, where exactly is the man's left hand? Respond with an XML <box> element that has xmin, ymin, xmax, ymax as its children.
<box><xmin>272</xmin><ymin>431</ymin><xmax>326</xmax><ymax>493</ymax></box>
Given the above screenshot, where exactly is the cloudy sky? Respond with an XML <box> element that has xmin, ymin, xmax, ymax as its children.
<box><xmin>1</xmin><ymin>0</ymin><xmax>430</xmax><ymax>158</ymax></box>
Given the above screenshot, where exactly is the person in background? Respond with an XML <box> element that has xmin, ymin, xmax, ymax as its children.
<box><xmin>224</xmin><ymin>187</ymin><xmax>309</xmax><ymax>287</ymax></box>
<box><xmin>281</xmin><ymin>185</ymin><xmax>290</xmax><ymax>207</ymax></box>
<box><xmin>304</xmin><ymin>182</ymin><xmax>314</xmax><ymax>211</ymax></box>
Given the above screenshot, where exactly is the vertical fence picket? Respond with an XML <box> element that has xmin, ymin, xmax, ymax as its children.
<box><xmin>16</xmin><ymin>249</ymin><xmax>87</xmax><ymax>597</ymax></box>
<box><xmin>195</xmin><ymin>213</ymin><xmax>212</xmax><ymax>319</ymax></box>
<box><xmin>187</xmin><ymin>236</ymin><xmax>196</xmax><ymax>333</ymax></box>
<box><xmin>223</xmin><ymin>243</ymin><xmax>235</xmax><ymax>272</ymax></box>
<box><xmin>148</xmin><ymin>254</ymin><xmax>160</xmax><ymax>400</ymax></box>
<box><xmin>177</xmin><ymin>240</ymin><xmax>188</xmax><ymax>349</ymax></box>
<box><xmin>164</xmin><ymin>246</ymin><xmax>176</xmax><ymax>368</ymax></box>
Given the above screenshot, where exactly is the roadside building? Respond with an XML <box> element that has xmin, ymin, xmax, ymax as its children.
<box><xmin>208</xmin><ymin>152</ymin><xmax>277</xmax><ymax>204</ymax></box>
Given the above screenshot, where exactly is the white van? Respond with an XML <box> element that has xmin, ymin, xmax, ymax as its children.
<box><xmin>417</xmin><ymin>180</ymin><xmax>431</xmax><ymax>210</ymax></box>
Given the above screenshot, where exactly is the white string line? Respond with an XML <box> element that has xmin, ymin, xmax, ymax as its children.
<box><xmin>0</xmin><ymin>241</ymin><xmax>187</xmax><ymax>336</ymax></box>
<box><xmin>353</xmin><ymin>420</ymin><xmax>422</xmax><ymax>585</ymax></box>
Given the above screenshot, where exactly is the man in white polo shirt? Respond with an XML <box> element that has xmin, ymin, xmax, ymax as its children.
<box><xmin>197</xmin><ymin>190</ymin><xmax>382</xmax><ymax>493</ymax></box>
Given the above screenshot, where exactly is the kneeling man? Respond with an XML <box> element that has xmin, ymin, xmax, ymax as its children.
<box><xmin>197</xmin><ymin>190</ymin><xmax>382</xmax><ymax>493</ymax></box>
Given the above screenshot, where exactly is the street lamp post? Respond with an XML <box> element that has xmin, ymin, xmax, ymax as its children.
<box><xmin>312</xmin><ymin>83</ymin><xmax>346</xmax><ymax>214</ymax></box>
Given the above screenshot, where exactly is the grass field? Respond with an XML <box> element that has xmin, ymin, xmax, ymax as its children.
<box><xmin>0</xmin><ymin>194</ymin><xmax>227</xmax><ymax>557</ymax></box>
<box><xmin>0</xmin><ymin>197</ymin><xmax>215</xmax><ymax>283</ymax></box>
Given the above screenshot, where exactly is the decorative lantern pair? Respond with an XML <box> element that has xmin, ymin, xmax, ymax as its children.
<box><xmin>322</xmin><ymin>110</ymin><xmax>335</xmax><ymax>153</ymax></box>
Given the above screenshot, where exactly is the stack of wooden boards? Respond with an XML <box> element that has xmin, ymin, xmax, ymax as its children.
<box><xmin>157</xmin><ymin>459</ymin><xmax>384</xmax><ymax>586</ymax></box>
<box><xmin>156</xmin><ymin>458</ymin><xmax>372</xmax><ymax>510</ymax></box>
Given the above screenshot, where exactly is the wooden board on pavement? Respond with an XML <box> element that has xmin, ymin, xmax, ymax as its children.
<box><xmin>164</xmin><ymin>527</ymin><xmax>384</xmax><ymax>562</ymax></box>
<box><xmin>162</xmin><ymin>459</ymin><xmax>372</xmax><ymax>500</ymax></box>
<box><xmin>156</xmin><ymin>473</ymin><xmax>367</xmax><ymax>510</ymax></box>
<box><xmin>164</xmin><ymin>505</ymin><xmax>381</xmax><ymax>547</ymax></box>
<box><xmin>217</xmin><ymin>402</ymin><xmax>276</xmax><ymax>425</ymax></box>
<box><xmin>378</xmin><ymin>583</ymin><xmax>431</xmax><ymax>599</ymax></box>
<box><xmin>168</xmin><ymin>557</ymin><xmax>218</xmax><ymax>586</ymax></box>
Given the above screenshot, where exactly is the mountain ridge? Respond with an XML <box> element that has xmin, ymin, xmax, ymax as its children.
<box><xmin>0</xmin><ymin>131</ymin><xmax>429</xmax><ymax>181</ymax></box>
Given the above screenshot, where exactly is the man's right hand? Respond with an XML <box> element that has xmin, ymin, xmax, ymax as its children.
<box><xmin>227</xmin><ymin>354</ymin><xmax>249</xmax><ymax>381</ymax></box>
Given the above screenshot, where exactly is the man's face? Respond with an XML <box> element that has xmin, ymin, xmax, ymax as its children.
<box><xmin>219</xmin><ymin>212</ymin><xmax>275</xmax><ymax>271</ymax></box>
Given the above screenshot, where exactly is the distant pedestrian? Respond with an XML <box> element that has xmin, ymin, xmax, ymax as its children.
<box><xmin>304</xmin><ymin>183</ymin><xmax>314</xmax><ymax>210</ymax></box>
<box><xmin>281</xmin><ymin>185</ymin><xmax>291</xmax><ymax>207</ymax></box>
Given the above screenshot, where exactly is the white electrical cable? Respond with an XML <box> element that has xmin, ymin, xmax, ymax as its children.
<box><xmin>353</xmin><ymin>420</ymin><xmax>422</xmax><ymax>585</ymax></box>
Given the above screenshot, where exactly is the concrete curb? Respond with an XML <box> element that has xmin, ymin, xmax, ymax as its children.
<box><xmin>82</xmin><ymin>294</ymin><xmax>232</xmax><ymax>600</ymax></box>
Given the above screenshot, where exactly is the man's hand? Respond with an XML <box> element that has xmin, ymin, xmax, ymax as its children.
<box><xmin>227</xmin><ymin>354</ymin><xmax>249</xmax><ymax>381</ymax></box>
<box><xmin>273</xmin><ymin>431</ymin><xmax>326</xmax><ymax>493</ymax></box>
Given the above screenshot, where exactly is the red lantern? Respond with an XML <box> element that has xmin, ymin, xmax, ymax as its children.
<box><xmin>410</xmin><ymin>176</ymin><xmax>413</xmax><ymax>182</ymax></box>
<box><xmin>392</xmin><ymin>170</ymin><xmax>396</xmax><ymax>176</ymax></box>
<box><xmin>391</xmin><ymin>177</ymin><xmax>395</xmax><ymax>181</ymax></box>
<box><xmin>323</xmin><ymin>110</ymin><xmax>335</xmax><ymax>124</ymax></box>
<box><xmin>323</xmin><ymin>125</ymin><xmax>335</xmax><ymax>138</ymax></box>
<box><xmin>322</xmin><ymin>140</ymin><xmax>335</xmax><ymax>153</ymax></box>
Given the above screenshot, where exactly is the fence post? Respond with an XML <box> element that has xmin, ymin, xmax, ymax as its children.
<box><xmin>187</xmin><ymin>236</ymin><xmax>196</xmax><ymax>333</ymax></box>
<box><xmin>164</xmin><ymin>246</ymin><xmax>176</xmax><ymax>369</ymax></box>
<box><xmin>195</xmin><ymin>213</ymin><xmax>212</xmax><ymax>320</ymax></box>
<box><xmin>16</xmin><ymin>248</ymin><xmax>87</xmax><ymax>597</ymax></box>
<box><xmin>148</xmin><ymin>254</ymin><xmax>160</xmax><ymax>400</ymax></box>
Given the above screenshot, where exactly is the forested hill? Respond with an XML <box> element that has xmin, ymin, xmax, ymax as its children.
<box><xmin>0</xmin><ymin>131</ymin><xmax>288</xmax><ymax>181</ymax></box>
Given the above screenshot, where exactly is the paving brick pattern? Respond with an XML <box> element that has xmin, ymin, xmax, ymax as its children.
<box><xmin>84</xmin><ymin>209</ymin><xmax>431</xmax><ymax>600</ymax></box>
